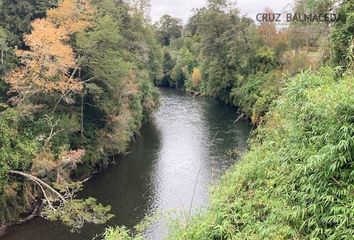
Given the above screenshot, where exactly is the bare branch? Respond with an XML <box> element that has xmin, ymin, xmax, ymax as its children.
<box><xmin>9</xmin><ymin>170</ymin><xmax>67</xmax><ymax>203</ymax></box>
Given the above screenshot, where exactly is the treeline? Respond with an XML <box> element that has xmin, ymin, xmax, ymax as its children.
<box><xmin>0</xmin><ymin>0</ymin><xmax>161</xmax><ymax>230</ymax></box>
<box><xmin>153</xmin><ymin>0</ymin><xmax>353</xmax><ymax>124</ymax></box>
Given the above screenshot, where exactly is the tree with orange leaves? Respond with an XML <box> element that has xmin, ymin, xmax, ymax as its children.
<box><xmin>47</xmin><ymin>0</ymin><xmax>95</xmax><ymax>33</ymax></box>
<box><xmin>192</xmin><ymin>68</ymin><xmax>202</xmax><ymax>90</ymax></box>
<box><xmin>5</xmin><ymin>0</ymin><xmax>95</xmax><ymax>101</ymax></box>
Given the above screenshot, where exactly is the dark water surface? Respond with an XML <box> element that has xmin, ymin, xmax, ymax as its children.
<box><xmin>2</xmin><ymin>88</ymin><xmax>251</xmax><ymax>240</ymax></box>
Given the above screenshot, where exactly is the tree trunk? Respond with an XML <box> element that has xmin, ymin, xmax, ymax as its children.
<box><xmin>9</xmin><ymin>170</ymin><xmax>67</xmax><ymax>203</ymax></box>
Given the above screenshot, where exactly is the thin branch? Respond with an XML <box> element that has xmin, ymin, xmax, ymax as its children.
<box><xmin>32</xmin><ymin>177</ymin><xmax>56</xmax><ymax>211</ymax></box>
<box><xmin>234</xmin><ymin>113</ymin><xmax>245</xmax><ymax>123</ymax></box>
<box><xmin>43</xmin><ymin>115</ymin><xmax>63</xmax><ymax>147</ymax></box>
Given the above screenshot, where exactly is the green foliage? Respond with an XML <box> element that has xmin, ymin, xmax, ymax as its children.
<box><xmin>231</xmin><ymin>70</ymin><xmax>285</xmax><ymax>124</ymax></box>
<box><xmin>0</xmin><ymin>109</ymin><xmax>39</xmax><ymax>178</ymax></box>
<box><xmin>74</xmin><ymin>0</ymin><xmax>161</xmax><ymax>166</ymax></box>
<box><xmin>281</xmin><ymin>51</ymin><xmax>313</xmax><ymax>76</ymax></box>
<box><xmin>168</xmin><ymin>68</ymin><xmax>354</xmax><ymax>239</ymax></box>
<box><xmin>157</xmin><ymin>49</ymin><xmax>176</xmax><ymax>87</ymax></box>
<box><xmin>0</xmin><ymin>0</ymin><xmax>58</xmax><ymax>47</ymax></box>
<box><xmin>140</xmin><ymin>78</ymin><xmax>160</xmax><ymax>116</ymax></box>
<box><xmin>0</xmin><ymin>109</ymin><xmax>39</xmax><ymax>225</ymax></box>
<box><xmin>0</xmin><ymin>26</ymin><xmax>17</xmax><ymax>106</ymax></box>
<box><xmin>103</xmin><ymin>227</ymin><xmax>143</xmax><ymax>240</ymax></box>
<box><xmin>155</xmin><ymin>14</ymin><xmax>183</xmax><ymax>46</ymax></box>
<box><xmin>170</xmin><ymin>59</ymin><xmax>187</xmax><ymax>88</ymax></box>
<box><xmin>44</xmin><ymin>197</ymin><xmax>114</xmax><ymax>232</ymax></box>
<box><xmin>330</xmin><ymin>0</ymin><xmax>354</xmax><ymax>69</ymax></box>
<box><xmin>102</xmin><ymin>213</ymin><xmax>161</xmax><ymax>240</ymax></box>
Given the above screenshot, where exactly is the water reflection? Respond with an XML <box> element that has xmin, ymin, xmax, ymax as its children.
<box><xmin>2</xmin><ymin>88</ymin><xmax>251</xmax><ymax>240</ymax></box>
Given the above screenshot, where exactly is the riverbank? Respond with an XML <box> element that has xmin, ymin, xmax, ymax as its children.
<box><xmin>1</xmin><ymin>88</ymin><xmax>252</xmax><ymax>240</ymax></box>
<box><xmin>167</xmin><ymin>68</ymin><xmax>354</xmax><ymax>239</ymax></box>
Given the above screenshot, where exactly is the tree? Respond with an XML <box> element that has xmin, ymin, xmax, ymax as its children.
<box><xmin>0</xmin><ymin>0</ymin><xmax>58</xmax><ymax>47</ymax></box>
<box><xmin>257</xmin><ymin>8</ymin><xmax>281</xmax><ymax>48</ymax></box>
<box><xmin>127</xmin><ymin>0</ymin><xmax>152</xmax><ymax>20</ymax></box>
<box><xmin>207</xmin><ymin>0</ymin><xmax>229</xmax><ymax>10</ymax></box>
<box><xmin>330</xmin><ymin>0</ymin><xmax>354</xmax><ymax>69</ymax></box>
<box><xmin>0</xmin><ymin>28</ymin><xmax>11</xmax><ymax>106</ymax></box>
<box><xmin>159</xmin><ymin>50</ymin><xmax>176</xmax><ymax>86</ymax></box>
<box><xmin>191</xmin><ymin>68</ymin><xmax>202</xmax><ymax>90</ymax></box>
<box><xmin>156</xmin><ymin>14</ymin><xmax>183</xmax><ymax>46</ymax></box>
<box><xmin>5</xmin><ymin>0</ymin><xmax>95</xmax><ymax>102</ymax></box>
<box><xmin>47</xmin><ymin>0</ymin><xmax>95</xmax><ymax>34</ymax></box>
<box><xmin>6</xmin><ymin>141</ymin><xmax>113</xmax><ymax>231</ymax></box>
<box><xmin>0</xmin><ymin>28</ymin><xmax>9</xmax><ymax>67</ymax></box>
<box><xmin>0</xmin><ymin>27</ymin><xmax>17</xmax><ymax>107</ymax></box>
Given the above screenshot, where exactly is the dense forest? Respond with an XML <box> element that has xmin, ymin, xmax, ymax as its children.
<box><xmin>0</xmin><ymin>0</ymin><xmax>353</xmax><ymax>239</ymax></box>
<box><xmin>0</xmin><ymin>0</ymin><xmax>161</xmax><ymax>231</ymax></box>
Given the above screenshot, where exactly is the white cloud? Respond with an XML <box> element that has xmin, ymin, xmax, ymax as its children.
<box><xmin>150</xmin><ymin>0</ymin><xmax>293</xmax><ymax>23</ymax></box>
<box><xmin>150</xmin><ymin>0</ymin><xmax>206</xmax><ymax>23</ymax></box>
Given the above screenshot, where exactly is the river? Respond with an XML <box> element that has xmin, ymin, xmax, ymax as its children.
<box><xmin>2</xmin><ymin>88</ymin><xmax>251</xmax><ymax>240</ymax></box>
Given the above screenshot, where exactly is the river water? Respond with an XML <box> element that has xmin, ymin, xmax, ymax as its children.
<box><xmin>2</xmin><ymin>88</ymin><xmax>251</xmax><ymax>240</ymax></box>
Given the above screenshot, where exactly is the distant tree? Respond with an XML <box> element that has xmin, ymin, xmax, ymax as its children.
<box><xmin>330</xmin><ymin>0</ymin><xmax>354</xmax><ymax>69</ymax></box>
<box><xmin>160</xmin><ymin>50</ymin><xmax>176</xmax><ymax>86</ymax></box>
<box><xmin>127</xmin><ymin>0</ymin><xmax>152</xmax><ymax>20</ymax></box>
<box><xmin>156</xmin><ymin>14</ymin><xmax>183</xmax><ymax>46</ymax></box>
<box><xmin>257</xmin><ymin>8</ymin><xmax>278</xmax><ymax>47</ymax></box>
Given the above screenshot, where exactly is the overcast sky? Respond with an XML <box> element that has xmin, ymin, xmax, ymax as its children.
<box><xmin>150</xmin><ymin>0</ymin><xmax>293</xmax><ymax>23</ymax></box>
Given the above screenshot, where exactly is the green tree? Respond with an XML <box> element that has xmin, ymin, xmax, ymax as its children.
<box><xmin>157</xmin><ymin>49</ymin><xmax>175</xmax><ymax>87</ymax></box>
<box><xmin>0</xmin><ymin>27</ymin><xmax>15</xmax><ymax>107</ymax></box>
<box><xmin>0</xmin><ymin>0</ymin><xmax>58</xmax><ymax>47</ymax></box>
<box><xmin>330</xmin><ymin>0</ymin><xmax>354</xmax><ymax>69</ymax></box>
<box><xmin>155</xmin><ymin>14</ymin><xmax>183</xmax><ymax>46</ymax></box>
<box><xmin>75</xmin><ymin>0</ymin><xmax>160</xmax><ymax>161</ymax></box>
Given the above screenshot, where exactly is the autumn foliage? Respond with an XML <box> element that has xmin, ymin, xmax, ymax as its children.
<box><xmin>191</xmin><ymin>68</ymin><xmax>201</xmax><ymax>90</ymax></box>
<box><xmin>47</xmin><ymin>0</ymin><xmax>95</xmax><ymax>33</ymax></box>
<box><xmin>5</xmin><ymin>0</ymin><xmax>95</xmax><ymax>97</ymax></box>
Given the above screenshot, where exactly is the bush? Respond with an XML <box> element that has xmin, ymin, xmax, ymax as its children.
<box><xmin>231</xmin><ymin>70</ymin><xmax>285</xmax><ymax>124</ymax></box>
